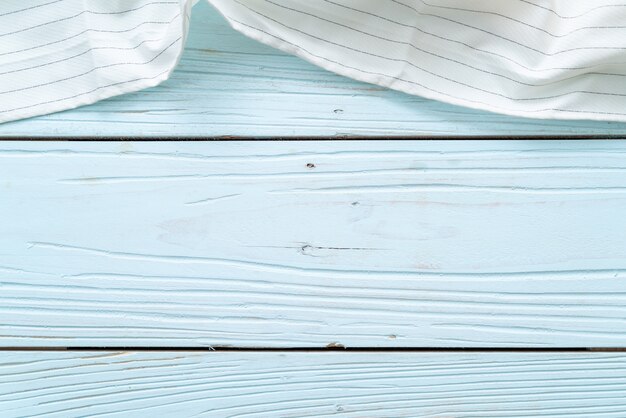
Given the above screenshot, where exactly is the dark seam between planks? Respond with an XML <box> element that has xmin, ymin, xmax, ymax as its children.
<box><xmin>0</xmin><ymin>347</ymin><xmax>623</xmax><ymax>352</ymax></box>
<box><xmin>1</xmin><ymin>135</ymin><xmax>626</xmax><ymax>141</ymax></box>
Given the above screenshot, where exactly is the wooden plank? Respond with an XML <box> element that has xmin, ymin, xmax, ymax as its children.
<box><xmin>0</xmin><ymin>141</ymin><xmax>626</xmax><ymax>347</ymax></box>
<box><xmin>2</xmin><ymin>140</ymin><xmax>626</xmax><ymax>347</ymax></box>
<box><xmin>2</xmin><ymin>351</ymin><xmax>626</xmax><ymax>417</ymax></box>
<box><xmin>1</xmin><ymin>2</ymin><xmax>626</xmax><ymax>138</ymax></box>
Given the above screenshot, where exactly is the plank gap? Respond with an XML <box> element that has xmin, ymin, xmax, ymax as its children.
<box><xmin>0</xmin><ymin>347</ymin><xmax>622</xmax><ymax>352</ymax></box>
<box><xmin>1</xmin><ymin>134</ymin><xmax>626</xmax><ymax>141</ymax></box>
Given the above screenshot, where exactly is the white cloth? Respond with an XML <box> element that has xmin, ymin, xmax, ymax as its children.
<box><xmin>2</xmin><ymin>0</ymin><xmax>626</xmax><ymax>123</ymax></box>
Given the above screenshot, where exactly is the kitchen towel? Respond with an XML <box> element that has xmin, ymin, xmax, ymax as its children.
<box><xmin>2</xmin><ymin>0</ymin><xmax>626</xmax><ymax>123</ymax></box>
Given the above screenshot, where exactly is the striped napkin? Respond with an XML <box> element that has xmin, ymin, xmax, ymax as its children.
<box><xmin>2</xmin><ymin>0</ymin><xmax>626</xmax><ymax>123</ymax></box>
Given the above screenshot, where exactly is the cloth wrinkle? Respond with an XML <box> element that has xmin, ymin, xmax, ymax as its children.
<box><xmin>1</xmin><ymin>0</ymin><xmax>626</xmax><ymax>123</ymax></box>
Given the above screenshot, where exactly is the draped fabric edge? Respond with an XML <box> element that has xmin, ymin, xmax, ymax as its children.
<box><xmin>3</xmin><ymin>1</ymin><xmax>626</xmax><ymax>124</ymax></box>
<box><xmin>205</xmin><ymin>1</ymin><xmax>624</xmax><ymax>123</ymax></box>
<box><xmin>0</xmin><ymin>1</ymin><xmax>194</xmax><ymax>125</ymax></box>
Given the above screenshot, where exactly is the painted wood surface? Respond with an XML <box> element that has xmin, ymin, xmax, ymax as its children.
<box><xmin>1</xmin><ymin>351</ymin><xmax>626</xmax><ymax>417</ymax></box>
<box><xmin>2</xmin><ymin>2</ymin><xmax>626</xmax><ymax>138</ymax></box>
<box><xmin>2</xmin><ymin>140</ymin><xmax>626</xmax><ymax>347</ymax></box>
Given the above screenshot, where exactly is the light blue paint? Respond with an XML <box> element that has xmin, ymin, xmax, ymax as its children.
<box><xmin>2</xmin><ymin>351</ymin><xmax>626</xmax><ymax>417</ymax></box>
<box><xmin>1</xmin><ymin>2</ymin><xmax>626</xmax><ymax>137</ymax></box>
<box><xmin>1</xmin><ymin>3</ymin><xmax>623</xmax><ymax>412</ymax></box>
<box><xmin>2</xmin><ymin>140</ymin><xmax>626</xmax><ymax>347</ymax></box>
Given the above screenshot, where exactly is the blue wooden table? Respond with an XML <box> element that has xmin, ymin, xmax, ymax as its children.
<box><xmin>2</xmin><ymin>2</ymin><xmax>626</xmax><ymax>416</ymax></box>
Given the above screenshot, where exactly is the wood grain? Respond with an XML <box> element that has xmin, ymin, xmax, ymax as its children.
<box><xmin>1</xmin><ymin>2</ymin><xmax>626</xmax><ymax>138</ymax></box>
<box><xmin>2</xmin><ymin>351</ymin><xmax>626</xmax><ymax>417</ymax></box>
<box><xmin>2</xmin><ymin>140</ymin><xmax>626</xmax><ymax>347</ymax></box>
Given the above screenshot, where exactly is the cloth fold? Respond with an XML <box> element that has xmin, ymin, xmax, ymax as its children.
<box><xmin>2</xmin><ymin>0</ymin><xmax>626</xmax><ymax>123</ymax></box>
